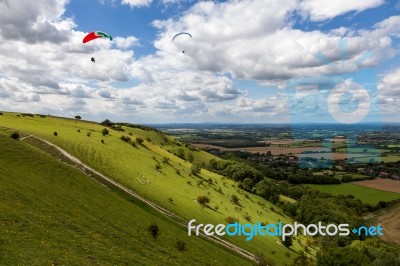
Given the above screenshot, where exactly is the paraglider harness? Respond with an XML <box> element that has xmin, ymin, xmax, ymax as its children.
<box><xmin>91</xmin><ymin>57</ymin><xmax>95</xmax><ymax>63</ymax></box>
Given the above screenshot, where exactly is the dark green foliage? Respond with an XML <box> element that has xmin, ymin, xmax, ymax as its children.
<box><xmin>281</xmin><ymin>235</ymin><xmax>293</xmax><ymax>248</ymax></box>
<box><xmin>231</xmin><ymin>194</ymin><xmax>239</xmax><ymax>205</ymax></box>
<box><xmin>197</xmin><ymin>195</ymin><xmax>210</xmax><ymax>206</ymax></box>
<box><xmin>136</xmin><ymin>137</ymin><xmax>144</xmax><ymax>145</ymax></box>
<box><xmin>176</xmin><ymin>240</ymin><xmax>187</xmax><ymax>251</ymax></box>
<box><xmin>101</xmin><ymin>139</ymin><xmax>104</xmax><ymax>144</ymax></box>
<box><xmin>100</xmin><ymin>119</ymin><xmax>113</xmax><ymax>127</ymax></box>
<box><xmin>102</xmin><ymin>128</ymin><xmax>109</xmax><ymax>136</ymax></box>
<box><xmin>10</xmin><ymin>132</ymin><xmax>19</xmax><ymax>140</ymax></box>
<box><xmin>77</xmin><ymin>129</ymin><xmax>80</xmax><ymax>133</ymax></box>
<box><xmin>148</xmin><ymin>224</ymin><xmax>159</xmax><ymax>240</ymax></box>
<box><xmin>75</xmin><ymin>116</ymin><xmax>81</xmax><ymax>120</ymax></box>
<box><xmin>190</xmin><ymin>164</ymin><xmax>201</xmax><ymax>176</ymax></box>
<box><xmin>0</xmin><ymin>112</ymin><xmax>3</xmax><ymax>115</ymax></box>
<box><xmin>87</xmin><ymin>132</ymin><xmax>91</xmax><ymax>137</ymax></box>
<box><xmin>187</xmin><ymin>151</ymin><xmax>194</xmax><ymax>163</ymax></box>
<box><xmin>53</xmin><ymin>132</ymin><xmax>58</xmax><ymax>137</ymax></box>
<box><xmin>120</xmin><ymin>136</ymin><xmax>131</xmax><ymax>143</ymax></box>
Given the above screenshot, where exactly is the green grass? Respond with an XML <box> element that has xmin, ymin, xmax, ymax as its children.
<box><xmin>307</xmin><ymin>183</ymin><xmax>400</xmax><ymax>205</ymax></box>
<box><xmin>0</xmin><ymin>130</ymin><xmax>252</xmax><ymax>265</ymax></box>
<box><xmin>0</xmin><ymin>112</ymin><xmax>304</xmax><ymax>265</ymax></box>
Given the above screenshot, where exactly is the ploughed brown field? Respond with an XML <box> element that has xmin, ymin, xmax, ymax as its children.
<box><xmin>352</xmin><ymin>178</ymin><xmax>400</xmax><ymax>193</ymax></box>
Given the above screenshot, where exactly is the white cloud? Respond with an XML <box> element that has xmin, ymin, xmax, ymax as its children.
<box><xmin>121</xmin><ymin>0</ymin><xmax>152</xmax><ymax>8</ymax></box>
<box><xmin>378</xmin><ymin>68</ymin><xmax>400</xmax><ymax>120</ymax></box>
<box><xmin>299</xmin><ymin>0</ymin><xmax>385</xmax><ymax>21</ymax></box>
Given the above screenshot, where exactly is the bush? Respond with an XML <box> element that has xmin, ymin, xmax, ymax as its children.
<box><xmin>10</xmin><ymin>132</ymin><xmax>19</xmax><ymax>140</ymax></box>
<box><xmin>197</xmin><ymin>195</ymin><xmax>210</xmax><ymax>206</ymax></box>
<box><xmin>77</xmin><ymin>129</ymin><xmax>80</xmax><ymax>133</ymax></box>
<box><xmin>136</xmin><ymin>137</ymin><xmax>144</xmax><ymax>145</ymax></box>
<box><xmin>75</xmin><ymin>115</ymin><xmax>81</xmax><ymax>120</ymax></box>
<box><xmin>53</xmin><ymin>132</ymin><xmax>58</xmax><ymax>137</ymax></box>
<box><xmin>231</xmin><ymin>194</ymin><xmax>239</xmax><ymax>205</ymax></box>
<box><xmin>225</xmin><ymin>216</ymin><xmax>239</xmax><ymax>224</ymax></box>
<box><xmin>148</xmin><ymin>224</ymin><xmax>160</xmax><ymax>239</ymax></box>
<box><xmin>120</xmin><ymin>135</ymin><xmax>131</xmax><ymax>143</ymax></box>
<box><xmin>101</xmin><ymin>139</ymin><xmax>105</xmax><ymax>144</ymax></box>
<box><xmin>102</xmin><ymin>128</ymin><xmax>109</xmax><ymax>136</ymax></box>
<box><xmin>0</xmin><ymin>112</ymin><xmax>3</xmax><ymax>115</ymax></box>
<box><xmin>191</xmin><ymin>164</ymin><xmax>201</xmax><ymax>176</ymax></box>
<box><xmin>87</xmin><ymin>132</ymin><xmax>91</xmax><ymax>137</ymax></box>
<box><xmin>176</xmin><ymin>240</ymin><xmax>187</xmax><ymax>251</ymax></box>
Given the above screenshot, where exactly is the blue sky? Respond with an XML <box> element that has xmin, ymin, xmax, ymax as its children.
<box><xmin>0</xmin><ymin>0</ymin><xmax>399</xmax><ymax>123</ymax></box>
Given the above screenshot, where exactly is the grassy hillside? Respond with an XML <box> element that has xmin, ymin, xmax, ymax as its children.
<box><xmin>0</xmin><ymin>112</ymin><xmax>305</xmax><ymax>265</ymax></box>
<box><xmin>0</xmin><ymin>129</ymin><xmax>251</xmax><ymax>265</ymax></box>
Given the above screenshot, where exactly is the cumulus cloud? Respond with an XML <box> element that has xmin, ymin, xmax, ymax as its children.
<box><xmin>121</xmin><ymin>0</ymin><xmax>152</xmax><ymax>8</ymax></box>
<box><xmin>378</xmin><ymin>68</ymin><xmax>400</xmax><ymax>119</ymax></box>
<box><xmin>152</xmin><ymin>0</ymin><xmax>400</xmax><ymax>84</ymax></box>
<box><xmin>299</xmin><ymin>0</ymin><xmax>385</xmax><ymax>21</ymax></box>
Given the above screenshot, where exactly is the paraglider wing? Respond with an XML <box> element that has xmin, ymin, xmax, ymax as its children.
<box><xmin>172</xmin><ymin>32</ymin><xmax>192</xmax><ymax>42</ymax></box>
<box><xmin>83</xmin><ymin>31</ymin><xmax>113</xmax><ymax>43</ymax></box>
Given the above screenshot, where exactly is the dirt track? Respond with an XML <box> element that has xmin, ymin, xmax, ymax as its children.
<box><xmin>21</xmin><ymin>134</ymin><xmax>257</xmax><ymax>262</ymax></box>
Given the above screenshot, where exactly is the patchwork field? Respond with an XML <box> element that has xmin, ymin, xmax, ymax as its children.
<box><xmin>352</xmin><ymin>178</ymin><xmax>400</xmax><ymax>193</ymax></box>
<box><xmin>307</xmin><ymin>183</ymin><xmax>400</xmax><ymax>205</ymax></box>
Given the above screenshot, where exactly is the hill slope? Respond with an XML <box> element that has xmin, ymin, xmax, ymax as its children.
<box><xmin>0</xmin><ymin>112</ymin><xmax>305</xmax><ymax>265</ymax></box>
<box><xmin>0</xmin><ymin>129</ymin><xmax>250</xmax><ymax>265</ymax></box>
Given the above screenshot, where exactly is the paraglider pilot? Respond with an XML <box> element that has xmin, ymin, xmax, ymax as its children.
<box><xmin>91</xmin><ymin>57</ymin><xmax>95</xmax><ymax>63</ymax></box>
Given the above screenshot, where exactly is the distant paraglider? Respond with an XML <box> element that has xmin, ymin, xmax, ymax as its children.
<box><xmin>83</xmin><ymin>31</ymin><xmax>113</xmax><ymax>43</ymax></box>
<box><xmin>172</xmin><ymin>32</ymin><xmax>192</xmax><ymax>53</ymax></box>
<box><xmin>83</xmin><ymin>31</ymin><xmax>113</xmax><ymax>63</ymax></box>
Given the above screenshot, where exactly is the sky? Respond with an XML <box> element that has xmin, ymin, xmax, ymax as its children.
<box><xmin>0</xmin><ymin>0</ymin><xmax>399</xmax><ymax>124</ymax></box>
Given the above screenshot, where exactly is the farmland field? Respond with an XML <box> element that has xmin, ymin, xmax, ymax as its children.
<box><xmin>374</xmin><ymin>203</ymin><xmax>400</xmax><ymax>245</ymax></box>
<box><xmin>352</xmin><ymin>178</ymin><xmax>400</xmax><ymax>193</ymax></box>
<box><xmin>307</xmin><ymin>183</ymin><xmax>400</xmax><ymax>205</ymax></box>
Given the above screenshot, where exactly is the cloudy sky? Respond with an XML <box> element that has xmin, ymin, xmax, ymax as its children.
<box><xmin>0</xmin><ymin>0</ymin><xmax>399</xmax><ymax>123</ymax></box>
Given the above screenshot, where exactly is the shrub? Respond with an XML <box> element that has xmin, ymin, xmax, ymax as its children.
<box><xmin>10</xmin><ymin>132</ymin><xmax>19</xmax><ymax>140</ymax></box>
<box><xmin>87</xmin><ymin>132</ymin><xmax>91</xmax><ymax>137</ymax></box>
<box><xmin>231</xmin><ymin>194</ymin><xmax>239</xmax><ymax>205</ymax></box>
<box><xmin>148</xmin><ymin>224</ymin><xmax>159</xmax><ymax>239</ymax></box>
<box><xmin>163</xmin><ymin>157</ymin><xmax>169</xmax><ymax>164</ymax></box>
<box><xmin>191</xmin><ymin>164</ymin><xmax>201</xmax><ymax>176</ymax></box>
<box><xmin>77</xmin><ymin>129</ymin><xmax>80</xmax><ymax>133</ymax></box>
<box><xmin>75</xmin><ymin>115</ymin><xmax>81</xmax><ymax>120</ymax></box>
<box><xmin>102</xmin><ymin>128</ymin><xmax>109</xmax><ymax>136</ymax></box>
<box><xmin>197</xmin><ymin>195</ymin><xmax>210</xmax><ymax>206</ymax></box>
<box><xmin>136</xmin><ymin>137</ymin><xmax>144</xmax><ymax>145</ymax></box>
<box><xmin>131</xmin><ymin>141</ymin><xmax>136</xmax><ymax>148</ymax></box>
<box><xmin>0</xmin><ymin>112</ymin><xmax>3</xmax><ymax>115</ymax></box>
<box><xmin>120</xmin><ymin>136</ymin><xmax>131</xmax><ymax>143</ymax></box>
<box><xmin>176</xmin><ymin>240</ymin><xmax>187</xmax><ymax>251</ymax></box>
<box><xmin>225</xmin><ymin>216</ymin><xmax>238</xmax><ymax>224</ymax></box>
<box><xmin>101</xmin><ymin>139</ymin><xmax>105</xmax><ymax>144</ymax></box>
<box><xmin>53</xmin><ymin>132</ymin><xmax>58</xmax><ymax>137</ymax></box>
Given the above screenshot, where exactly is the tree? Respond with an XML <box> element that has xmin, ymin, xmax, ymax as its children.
<box><xmin>148</xmin><ymin>224</ymin><xmax>160</xmax><ymax>239</ymax></box>
<box><xmin>10</xmin><ymin>132</ymin><xmax>19</xmax><ymax>140</ymax></box>
<box><xmin>74</xmin><ymin>115</ymin><xmax>81</xmax><ymax>120</ymax></box>
<box><xmin>136</xmin><ymin>137</ymin><xmax>144</xmax><ymax>145</ymax></box>
<box><xmin>191</xmin><ymin>164</ymin><xmax>201</xmax><ymax>176</ymax></box>
<box><xmin>102</xmin><ymin>128</ymin><xmax>109</xmax><ymax>136</ymax></box>
<box><xmin>231</xmin><ymin>194</ymin><xmax>239</xmax><ymax>205</ymax></box>
<box><xmin>282</xmin><ymin>235</ymin><xmax>293</xmax><ymax>248</ymax></box>
<box><xmin>197</xmin><ymin>195</ymin><xmax>210</xmax><ymax>206</ymax></box>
